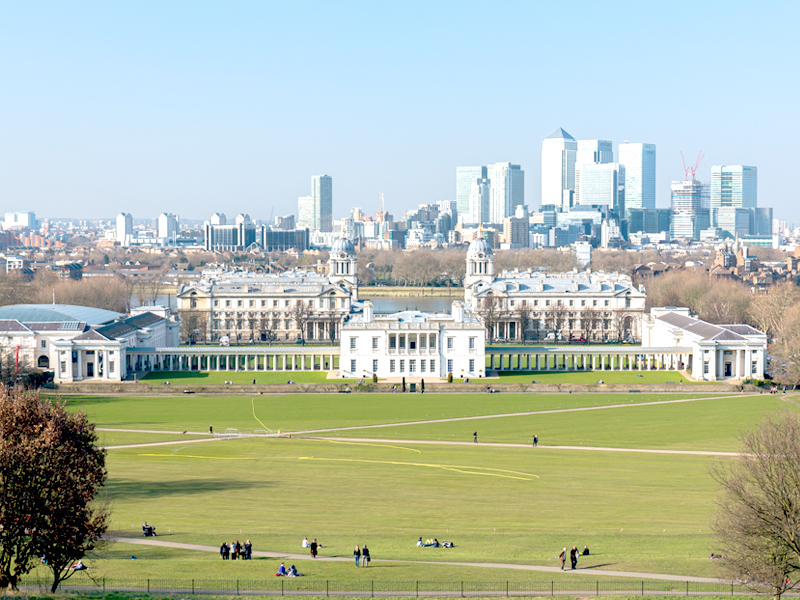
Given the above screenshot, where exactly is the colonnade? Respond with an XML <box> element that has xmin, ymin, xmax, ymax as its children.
<box><xmin>487</xmin><ymin>349</ymin><xmax>690</xmax><ymax>372</ymax></box>
<box><xmin>127</xmin><ymin>349</ymin><xmax>339</xmax><ymax>373</ymax></box>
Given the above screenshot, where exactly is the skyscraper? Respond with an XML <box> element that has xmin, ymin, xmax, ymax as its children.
<box><xmin>468</xmin><ymin>178</ymin><xmax>490</xmax><ymax>225</ymax></box>
<box><xmin>116</xmin><ymin>213</ymin><xmax>133</xmax><ymax>247</ymax></box>
<box><xmin>575</xmin><ymin>140</ymin><xmax>613</xmax><ymax>205</ymax></box>
<box><xmin>710</xmin><ymin>165</ymin><xmax>757</xmax><ymax>211</ymax></box>
<box><xmin>157</xmin><ymin>213</ymin><xmax>178</xmax><ymax>241</ymax></box>
<box><xmin>312</xmin><ymin>174</ymin><xmax>333</xmax><ymax>232</ymax></box>
<box><xmin>578</xmin><ymin>163</ymin><xmax>625</xmax><ymax>210</ymax></box>
<box><xmin>670</xmin><ymin>180</ymin><xmax>710</xmax><ymax>239</ymax></box>
<box><xmin>456</xmin><ymin>166</ymin><xmax>488</xmax><ymax>216</ymax></box>
<box><xmin>488</xmin><ymin>162</ymin><xmax>524</xmax><ymax>224</ymax></box>
<box><xmin>541</xmin><ymin>128</ymin><xmax>577</xmax><ymax>210</ymax></box>
<box><xmin>618</xmin><ymin>142</ymin><xmax>656</xmax><ymax>215</ymax></box>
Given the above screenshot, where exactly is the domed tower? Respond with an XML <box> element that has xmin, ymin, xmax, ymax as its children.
<box><xmin>464</xmin><ymin>236</ymin><xmax>494</xmax><ymax>303</ymax></box>
<box><xmin>329</xmin><ymin>236</ymin><xmax>358</xmax><ymax>294</ymax></box>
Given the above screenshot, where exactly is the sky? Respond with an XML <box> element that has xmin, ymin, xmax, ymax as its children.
<box><xmin>1</xmin><ymin>0</ymin><xmax>798</xmax><ymax>223</ymax></box>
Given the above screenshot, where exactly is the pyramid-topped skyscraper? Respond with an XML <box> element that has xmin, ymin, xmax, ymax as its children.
<box><xmin>541</xmin><ymin>128</ymin><xmax>577</xmax><ymax>210</ymax></box>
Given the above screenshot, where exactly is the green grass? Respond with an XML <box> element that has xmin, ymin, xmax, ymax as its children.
<box><xmin>98</xmin><ymin>431</ymin><xmax>211</xmax><ymax>447</ymax></box>
<box><xmin>139</xmin><ymin>371</ymin><xmax>333</xmax><ymax>384</ymax></box>
<box><xmin>493</xmin><ymin>371</ymin><xmax>698</xmax><ymax>384</ymax></box>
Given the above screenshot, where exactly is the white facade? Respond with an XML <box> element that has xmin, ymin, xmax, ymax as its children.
<box><xmin>578</xmin><ymin>163</ymin><xmax>625</xmax><ymax>209</ymax></box>
<box><xmin>468</xmin><ymin>178</ymin><xmax>490</xmax><ymax>225</ymax></box>
<box><xmin>116</xmin><ymin>213</ymin><xmax>133</xmax><ymax>246</ymax></box>
<box><xmin>157</xmin><ymin>212</ymin><xmax>178</xmax><ymax>241</ymax></box>
<box><xmin>456</xmin><ymin>166</ymin><xmax>488</xmax><ymax>217</ymax></box>
<box><xmin>488</xmin><ymin>162</ymin><xmax>524</xmax><ymax>224</ymax></box>
<box><xmin>3</xmin><ymin>212</ymin><xmax>37</xmax><ymax>231</ymax></box>
<box><xmin>575</xmin><ymin>140</ymin><xmax>613</xmax><ymax>205</ymax></box>
<box><xmin>541</xmin><ymin>128</ymin><xmax>577</xmax><ymax>210</ymax></box>
<box><xmin>340</xmin><ymin>301</ymin><xmax>486</xmax><ymax>379</ymax></box>
<box><xmin>641</xmin><ymin>307</ymin><xmax>767</xmax><ymax>381</ymax></box>
<box><xmin>670</xmin><ymin>180</ymin><xmax>710</xmax><ymax>240</ymax></box>
<box><xmin>618</xmin><ymin>142</ymin><xmax>656</xmax><ymax>212</ymax></box>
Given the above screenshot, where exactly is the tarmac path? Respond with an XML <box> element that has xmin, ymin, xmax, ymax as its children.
<box><xmin>110</xmin><ymin>537</ymin><xmax>727</xmax><ymax>584</ymax></box>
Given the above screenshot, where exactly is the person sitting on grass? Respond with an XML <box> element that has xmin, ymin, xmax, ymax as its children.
<box><xmin>288</xmin><ymin>565</ymin><xmax>301</xmax><ymax>577</ymax></box>
<box><xmin>417</xmin><ymin>537</ymin><xmax>423</xmax><ymax>547</ymax></box>
<box><xmin>276</xmin><ymin>562</ymin><xmax>287</xmax><ymax>576</ymax></box>
<box><xmin>582</xmin><ymin>546</ymin><xmax>589</xmax><ymax>556</ymax></box>
<box><xmin>433</xmin><ymin>538</ymin><xmax>440</xmax><ymax>548</ymax></box>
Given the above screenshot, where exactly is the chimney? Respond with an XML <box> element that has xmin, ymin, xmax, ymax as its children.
<box><xmin>452</xmin><ymin>301</ymin><xmax>464</xmax><ymax>323</ymax></box>
<box><xmin>364</xmin><ymin>300</ymin><xmax>374</xmax><ymax>323</ymax></box>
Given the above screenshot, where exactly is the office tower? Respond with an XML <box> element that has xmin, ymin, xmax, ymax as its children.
<box><xmin>618</xmin><ymin>142</ymin><xmax>656</xmax><ymax>215</ymax></box>
<box><xmin>3</xmin><ymin>212</ymin><xmax>37</xmax><ymax>230</ymax></box>
<box><xmin>456</xmin><ymin>167</ymin><xmax>488</xmax><ymax>216</ymax></box>
<box><xmin>468</xmin><ymin>178</ymin><xmax>490</xmax><ymax>224</ymax></box>
<box><xmin>210</xmin><ymin>213</ymin><xmax>226</xmax><ymax>225</ymax></box>
<box><xmin>575</xmin><ymin>140</ymin><xmax>613</xmax><ymax>205</ymax></box>
<box><xmin>710</xmin><ymin>165</ymin><xmax>757</xmax><ymax>211</ymax></box>
<box><xmin>715</xmin><ymin>207</ymin><xmax>752</xmax><ymax>238</ymax></box>
<box><xmin>577</xmin><ymin>163</ymin><xmax>625</xmax><ymax>210</ymax></box>
<box><xmin>311</xmin><ymin>174</ymin><xmax>333</xmax><ymax>232</ymax></box>
<box><xmin>752</xmin><ymin>207</ymin><xmax>773</xmax><ymax>236</ymax></box>
<box><xmin>541</xmin><ymin>128</ymin><xmax>577</xmax><ymax>210</ymax></box>
<box><xmin>670</xmin><ymin>180</ymin><xmax>710</xmax><ymax>240</ymax></box>
<box><xmin>297</xmin><ymin>196</ymin><xmax>313</xmax><ymax>229</ymax></box>
<box><xmin>487</xmin><ymin>162</ymin><xmax>524</xmax><ymax>224</ymax></box>
<box><xmin>157</xmin><ymin>213</ymin><xmax>178</xmax><ymax>240</ymax></box>
<box><xmin>116</xmin><ymin>213</ymin><xmax>133</xmax><ymax>246</ymax></box>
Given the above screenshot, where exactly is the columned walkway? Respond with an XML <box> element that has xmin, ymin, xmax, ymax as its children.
<box><xmin>487</xmin><ymin>346</ymin><xmax>693</xmax><ymax>374</ymax></box>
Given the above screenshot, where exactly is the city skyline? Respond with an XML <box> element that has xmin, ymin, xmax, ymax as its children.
<box><xmin>2</xmin><ymin>1</ymin><xmax>798</xmax><ymax>223</ymax></box>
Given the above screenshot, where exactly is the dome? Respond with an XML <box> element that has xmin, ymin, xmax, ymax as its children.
<box><xmin>467</xmin><ymin>237</ymin><xmax>492</xmax><ymax>258</ymax></box>
<box><xmin>331</xmin><ymin>237</ymin><xmax>356</xmax><ymax>257</ymax></box>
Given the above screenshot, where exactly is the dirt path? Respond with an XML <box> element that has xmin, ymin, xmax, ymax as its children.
<box><xmin>111</xmin><ymin>537</ymin><xmax>726</xmax><ymax>583</ymax></box>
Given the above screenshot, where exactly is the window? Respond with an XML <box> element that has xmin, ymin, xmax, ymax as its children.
<box><xmin>261</xmin><ymin>300</ymin><xmax>266</xmax><ymax>307</ymax></box>
<box><xmin>41</xmin><ymin>340</ymin><xmax>46</xmax><ymax>349</ymax></box>
<box><xmin>372</xmin><ymin>337</ymin><xmax>378</xmax><ymax>350</ymax></box>
<box><xmin>60</xmin><ymin>360</ymin><xmax>67</xmax><ymax>373</ymax></box>
<box><xmin>249</xmin><ymin>300</ymin><xmax>255</xmax><ymax>307</ymax></box>
<box><xmin>410</xmin><ymin>360</ymin><xmax>416</xmax><ymax>373</ymax></box>
<box><xmin>447</xmin><ymin>359</ymin><xmax>453</xmax><ymax>373</ymax></box>
<box><xmin>238</xmin><ymin>300</ymin><xmax>243</xmax><ymax>307</ymax></box>
<box><xmin>350</xmin><ymin>359</ymin><xmax>356</xmax><ymax>372</ymax></box>
<box><xmin>430</xmin><ymin>359</ymin><xmax>436</xmax><ymax>372</ymax></box>
<box><xmin>752</xmin><ymin>361</ymin><xmax>758</xmax><ymax>374</ymax></box>
<box><xmin>226</xmin><ymin>300</ymin><xmax>231</xmax><ymax>307</ymax></box>
<box><xmin>581</xmin><ymin>300</ymin><xmax>586</xmax><ymax>307</ymax></box>
<box><xmin>604</xmin><ymin>300</ymin><xmax>609</xmax><ymax>307</ymax></box>
<box><xmin>534</xmin><ymin>300</ymin><xmax>539</xmax><ymax>307</ymax></box>
<box><xmin>447</xmin><ymin>337</ymin><xmax>454</xmax><ymax>350</ymax></box>
<box><xmin>373</xmin><ymin>359</ymin><xmax>378</xmax><ymax>372</ymax></box>
<box><xmin>420</xmin><ymin>360</ymin><xmax>426</xmax><ymax>373</ymax></box>
<box><xmin>409</xmin><ymin>339</ymin><xmax>416</xmax><ymax>350</ymax></box>
<box><xmin>704</xmin><ymin>361</ymin><xmax>710</xmax><ymax>374</ymax></box>
<box><xmin>389</xmin><ymin>336</ymin><xmax>396</xmax><ymax>350</ymax></box>
<box><xmin>593</xmin><ymin>300</ymin><xmax>597</xmax><ymax>307</ymax></box>
<box><xmin>569</xmin><ymin>300</ymin><xmax>573</xmax><ymax>306</ymax></box>
<box><xmin>420</xmin><ymin>336</ymin><xmax>427</xmax><ymax>349</ymax></box>
<box><xmin>273</xmin><ymin>300</ymin><xmax>278</xmax><ymax>307</ymax></box>
<box><xmin>545</xmin><ymin>300</ymin><xmax>551</xmax><ymax>306</ymax></box>
<box><xmin>469</xmin><ymin>359</ymin><xmax>475</xmax><ymax>372</ymax></box>
<box><xmin>625</xmin><ymin>296</ymin><xmax>631</xmax><ymax>308</ymax></box>
<box><xmin>214</xmin><ymin>300</ymin><xmax>219</xmax><ymax>307</ymax></box>
<box><xmin>510</xmin><ymin>300</ymin><xmax>515</xmax><ymax>307</ymax></box>
<box><xmin>285</xmin><ymin>300</ymin><xmax>289</xmax><ymax>307</ymax></box>
<box><xmin>399</xmin><ymin>336</ymin><xmax>406</xmax><ymax>350</ymax></box>
<box><xmin>390</xmin><ymin>360</ymin><xmax>396</xmax><ymax>373</ymax></box>
<box><xmin>469</xmin><ymin>337</ymin><xmax>475</xmax><ymax>349</ymax></box>
<box><xmin>350</xmin><ymin>337</ymin><xmax>356</xmax><ymax>350</ymax></box>
<box><xmin>109</xmin><ymin>361</ymin><xmax>115</xmax><ymax>374</ymax></box>
<box><xmin>400</xmin><ymin>360</ymin><xmax>405</xmax><ymax>372</ymax></box>
<box><xmin>191</xmin><ymin>299</ymin><xmax>197</xmax><ymax>308</ymax></box>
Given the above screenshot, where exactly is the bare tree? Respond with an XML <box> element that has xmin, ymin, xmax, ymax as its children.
<box><xmin>477</xmin><ymin>295</ymin><xmax>503</xmax><ymax>343</ymax></box>
<box><xmin>179</xmin><ymin>311</ymin><xmax>206</xmax><ymax>344</ymax></box>
<box><xmin>544</xmin><ymin>302</ymin><xmax>567</xmax><ymax>343</ymax></box>
<box><xmin>712</xmin><ymin>410</ymin><xmax>800</xmax><ymax>600</ymax></box>
<box><xmin>750</xmin><ymin>282</ymin><xmax>800</xmax><ymax>340</ymax></box>
<box><xmin>291</xmin><ymin>300</ymin><xmax>313</xmax><ymax>341</ymax></box>
<box><xmin>612</xmin><ymin>310</ymin><xmax>631</xmax><ymax>341</ymax></box>
<box><xmin>580</xmin><ymin>306</ymin><xmax>600</xmax><ymax>342</ymax></box>
<box><xmin>514</xmin><ymin>301</ymin><xmax>533</xmax><ymax>344</ymax></box>
<box><xmin>768</xmin><ymin>304</ymin><xmax>800</xmax><ymax>388</ymax></box>
<box><xmin>258</xmin><ymin>313</ymin><xmax>277</xmax><ymax>343</ymax></box>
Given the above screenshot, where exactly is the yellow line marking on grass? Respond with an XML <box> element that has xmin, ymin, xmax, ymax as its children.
<box><xmin>251</xmin><ymin>396</ymin><xmax>273</xmax><ymax>432</ymax></box>
<box><xmin>295</xmin><ymin>457</ymin><xmax>538</xmax><ymax>480</ymax></box>
<box><xmin>138</xmin><ymin>454</ymin><xmax>255</xmax><ymax>460</ymax></box>
<box><xmin>320</xmin><ymin>439</ymin><xmax>422</xmax><ymax>454</ymax></box>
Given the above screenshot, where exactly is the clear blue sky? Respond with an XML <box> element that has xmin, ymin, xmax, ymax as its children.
<box><xmin>1</xmin><ymin>0</ymin><xmax>797</xmax><ymax>223</ymax></box>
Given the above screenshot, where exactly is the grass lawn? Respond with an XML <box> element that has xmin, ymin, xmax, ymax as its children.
<box><xmin>98</xmin><ymin>431</ymin><xmax>211</xmax><ymax>447</ymax></box>
<box><xmin>139</xmin><ymin>371</ymin><xmax>333</xmax><ymax>385</ymax></box>
<box><xmin>63</xmin><ymin>393</ymin><xmax>721</xmax><ymax>435</ymax></box>
<box><xmin>494</xmin><ymin>371</ymin><xmax>699</xmax><ymax>385</ymax></box>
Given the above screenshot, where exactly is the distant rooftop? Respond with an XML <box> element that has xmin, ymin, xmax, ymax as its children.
<box><xmin>547</xmin><ymin>127</ymin><xmax>575</xmax><ymax>140</ymax></box>
<box><xmin>0</xmin><ymin>304</ymin><xmax>122</xmax><ymax>326</ymax></box>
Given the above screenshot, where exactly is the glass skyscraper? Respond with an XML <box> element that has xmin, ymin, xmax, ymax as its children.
<box><xmin>710</xmin><ymin>165</ymin><xmax>757</xmax><ymax>211</ymax></box>
<box><xmin>578</xmin><ymin>163</ymin><xmax>625</xmax><ymax>210</ymax></box>
<box><xmin>618</xmin><ymin>142</ymin><xmax>656</xmax><ymax>215</ymax></box>
<box><xmin>311</xmin><ymin>174</ymin><xmax>333</xmax><ymax>233</ymax></box>
<box><xmin>670</xmin><ymin>180</ymin><xmax>710</xmax><ymax>239</ymax></box>
<box><xmin>456</xmin><ymin>166</ymin><xmax>488</xmax><ymax>217</ymax></box>
<box><xmin>541</xmin><ymin>128</ymin><xmax>577</xmax><ymax>210</ymax></box>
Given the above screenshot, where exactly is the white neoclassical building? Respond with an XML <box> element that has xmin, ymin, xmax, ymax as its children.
<box><xmin>641</xmin><ymin>307</ymin><xmax>767</xmax><ymax>381</ymax></box>
<box><xmin>339</xmin><ymin>301</ymin><xmax>486</xmax><ymax>379</ymax></box>
<box><xmin>464</xmin><ymin>237</ymin><xmax>647</xmax><ymax>342</ymax></box>
<box><xmin>177</xmin><ymin>237</ymin><xmax>358</xmax><ymax>343</ymax></box>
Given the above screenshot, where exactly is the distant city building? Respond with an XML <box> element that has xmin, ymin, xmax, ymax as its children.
<box><xmin>456</xmin><ymin>166</ymin><xmax>488</xmax><ymax>217</ymax></box>
<box><xmin>618</xmin><ymin>142</ymin><xmax>656</xmax><ymax>216</ymax></box>
<box><xmin>502</xmin><ymin>216</ymin><xmax>529</xmax><ymax>248</ymax></box>
<box><xmin>577</xmin><ymin>163</ymin><xmax>625</xmax><ymax>210</ymax></box>
<box><xmin>627</xmin><ymin>208</ymin><xmax>671</xmax><ymax>236</ymax></box>
<box><xmin>157</xmin><ymin>213</ymin><xmax>178</xmax><ymax>241</ymax></box>
<box><xmin>275</xmin><ymin>215</ymin><xmax>296</xmax><ymax>230</ymax></box>
<box><xmin>670</xmin><ymin>180</ymin><xmax>710</xmax><ymax>240</ymax></box>
<box><xmin>298</xmin><ymin>175</ymin><xmax>333</xmax><ymax>232</ymax></box>
<box><xmin>468</xmin><ymin>178</ymin><xmax>490</xmax><ymax>225</ymax></box>
<box><xmin>575</xmin><ymin>140</ymin><xmax>613</xmax><ymax>205</ymax></box>
<box><xmin>116</xmin><ymin>213</ymin><xmax>133</xmax><ymax>247</ymax></box>
<box><xmin>715</xmin><ymin>207</ymin><xmax>752</xmax><ymax>238</ymax></box>
<box><xmin>541</xmin><ymin>128</ymin><xmax>577</xmax><ymax>210</ymax></box>
<box><xmin>3</xmin><ymin>212</ymin><xmax>37</xmax><ymax>231</ymax></box>
<box><xmin>710</xmin><ymin>165</ymin><xmax>757</xmax><ymax>211</ymax></box>
<box><xmin>487</xmin><ymin>162</ymin><xmax>524</xmax><ymax>224</ymax></box>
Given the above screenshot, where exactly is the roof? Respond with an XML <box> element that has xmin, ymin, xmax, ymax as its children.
<box><xmin>0</xmin><ymin>320</ymin><xmax>33</xmax><ymax>333</ymax></box>
<box><xmin>547</xmin><ymin>128</ymin><xmax>575</xmax><ymax>140</ymax></box>
<box><xmin>656</xmin><ymin>311</ymin><xmax>764</xmax><ymax>342</ymax></box>
<box><xmin>0</xmin><ymin>304</ymin><xmax>122</xmax><ymax>326</ymax></box>
<box><xmin>474</xmin><ymin>275</ymin><xmax>642</xmax><ymax>297</ymax></box>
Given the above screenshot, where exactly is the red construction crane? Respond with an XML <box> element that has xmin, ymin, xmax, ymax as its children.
<box><xmin>680</xmin><ymin>151</ymin><xmax>705</xmax><ymax>181</ymax></box>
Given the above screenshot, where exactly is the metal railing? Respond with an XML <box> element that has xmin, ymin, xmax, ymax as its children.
<box><xmin>19</xmin><ymin>577</ymin><xmax>780</xmax><ymax>597</ymax></box>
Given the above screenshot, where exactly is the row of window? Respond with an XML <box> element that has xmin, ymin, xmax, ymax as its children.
<box><xmin>350</xmin><ymin>336</ymin><xmax>476</xmax><ymax>351</ymax></box>
<box><xmin>347</xmin><ymin>358</ymin><xmax>479</xmax><ymax>375</ymax></box>
<box><xmin>197</xmin><ymin>298</ymin><xmax>348</xmax><ymax>310</ymax></box>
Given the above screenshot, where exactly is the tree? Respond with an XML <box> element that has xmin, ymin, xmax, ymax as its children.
<box><xmin>544</xmin><ymin>302</ymin><xmax>567</xmax><ymax>343</ymax></box>
<box><xmin>291</xmin><ymin>300</ymin><xmax>313</xmax><ymax>341</ymax></box>
<box><xmin>259</xmin><ymin>313</ymin><xmax>277</xmax><ymax>343</ymax></box>
<box><xmin>712</xmin><ymin>410</ymin><xmax>800</xmax><ymax>600</ymax></box>
<box><xmin>514</xmin><ymin>301</ymin><xmax>533</xmax><ymax>343</ymax></box>
<box><xmin>750</xmin><ymin>282</ymin><xmax>800</xmax><ymax>340</ymax></box>
<box><xmin>768</xmin><ymin>304</ymin><xmax>800</xmax><ymax>388</ymax></box>
<box><xmin>0</xmin><ymin>389</ymin><xmax>107</xmax><ymax>592</ymax></box>
<box><xmin>179</xmin><ymin>311</ymin><xmax>206</xmax><ymax>344</ymax></box>
<box><xmin>477</xmin><ymin>295</ymin><xmax>503</xmax><ymax>343</ymax></box>
<box><xmin>580</xmin><ymin>306</ymin><xmax>600</xmax><ymax>342</ymax></box>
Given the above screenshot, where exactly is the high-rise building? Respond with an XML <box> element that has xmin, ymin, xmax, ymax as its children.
<box><xmin>298</xmin><ymin>196</ymin><xmax>313</xmax><ymax>230</ymax></box>
<box><xmin>312</xmin><ymin>174</ymin><xmax>333</xmax><ymax>232</ymax></box>
<box><xmin>752</xmin><ymin>207</ymin><xmax>773</xmax><ymax>236</ymax></box>
<box><xmin>715</xmin><ymin>207</ymin><xmax>751</xmax><ymax>238</ymax></box>
<box><xmin>618</xmin><ymin>142</ymin><xmax>656</xmax><ymax>215</ymax></box>
<box><xmin>157</xmin><ymin>213</ymin><xmax>178</xmax><ymax>241</ymax></box>
<box><xmin>710</xmin><ymin>165</ymin><xmax>757</xmax><ymax>211</ymax></box>
<box><xmin>456</xmin><ymin>166</ymin><xmax>488</xmax><ymax>216</ymax></box>
<box><xmin>3</xmin><ymin>212</ymin><xmax>37</xmax><ymax>231</ymax></box>
<box><xmin>468</xmin><ymin>178</ymin><xmax>490</xmax><ymax>225</ymax></box>
<box><xmin>577</xmin><ymin>163</ymin><xmax>625</xmax><ymax>210</ymax></box>
<box><xmin>575</xmin><ymin>140</ymin><xmax>613</xmax><ymax>205</ymax></box>
<box><xmin>541</xmin><ymin>128</ymin><xmax>577</xmax><ymax>210</ymax></box>
<box><xmin>487</xmin><ymin>162</ymin><xmax>524</xmax><ymax>224</ymax></box>
<box><xmin>670</xmin><ymin>180</ymin><xmax>710</xmax><ymax>240</ymax></box>
<box><xmin>116</xmin><ymin>213</ymin><xmax>133</xmax><ymax>247</ymax></box>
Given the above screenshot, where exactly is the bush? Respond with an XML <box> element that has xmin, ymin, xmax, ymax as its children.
<box><xmin>372</xmin><ymin>373</ymin><xmax>378</xmax><ymax>383</ymax></box>
<box><xmin>448</xmin><ymin>372</ymin><xmax>453</xmax><ymax>383</ymax></box>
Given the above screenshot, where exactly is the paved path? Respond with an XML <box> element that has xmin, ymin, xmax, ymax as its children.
<box><xmin>111</xmin><ymin>537</ymin><xmax>727</xmax><ymax>583</ymax></box>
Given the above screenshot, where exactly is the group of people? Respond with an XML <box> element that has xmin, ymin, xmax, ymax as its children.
<box><xmin>219</xmin><ymin>540</ymin><xmax>252</xmax><ymax>560</ymax></box>
<box><xmin>142</xmin><ymin>522</ymin><xmax>156</xmax><ymax>536</ymax></box>
<box><xmin>275</xmin><ymin>562</ymin><xmax>302</xmax><ymax>577</ymax></box>
<box><xmin>416</xmin><ymin>537</ymin><xmax>453</xmax><ymax>548</ymax></box>
<box><xmin>301</xmin><ymin>537</ymin><xmax>320</xmax><ymax>558</ymax></box>
<box><xmin>558</xmin><ymin>546</ymin><xmax>589</xmax><ymax>570</ymax></box>
<box><xmin>353</xmin><ymin>545</ymin><xmax>371</xmax><ymax>566</ymax></box>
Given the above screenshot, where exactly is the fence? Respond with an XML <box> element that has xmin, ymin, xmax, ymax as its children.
<box><xmin>19</xmin><ymin>577</ymin><xmax>782</xmax><ymax>597</ymax></box>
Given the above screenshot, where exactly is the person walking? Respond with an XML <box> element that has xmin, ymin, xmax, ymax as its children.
<box><xmin>244</xmin><ymin>540</ymin><xmax>252</xmax><ymax>560</ymax></box>
<box><xmin>534</xmin><ymin>434</ymin><xmax>538</xmax><ymax>447</ymax></box>
<box><xmin>220</xmin><ymin>542</ymin><xmax>227</xmax><ymax>560</ymax></box>
<box><xmin>570</xmin><ymin>546</ymin><xmax>579</xmax><ymax>570</ymax></box>
<box><xmin>558</xmin><ymin>547</ymin><xmax>566</xmax><ymax>571</ymax></box>
<box><xmin>310</xmin><ymin>539</ymin><xmax>318</xmax><ymax>558</ymax></box>
<box><xmin>354</xmin><ymin>545</ymin><xmax>361</xmax><ymax>567</ymax></box>
<box><xmin>361</xmin><ymin>544</ymin><xmax>370</xmax><ymax>567</ymax></box>
<box><xmin>473</xmin><ymin>431</ymin><xmax>477</xmax><ymax>443</ymax></box>
<box><xmin>209</xmin><ymin>425</ymin><xmax>213</xmax><ymax>434</ymax></box>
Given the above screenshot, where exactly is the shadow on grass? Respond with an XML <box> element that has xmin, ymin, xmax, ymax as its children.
<box><xmin>106</xmin><ymin>477</ymin><xmax>269</xmax><ymax>499</ymax></box>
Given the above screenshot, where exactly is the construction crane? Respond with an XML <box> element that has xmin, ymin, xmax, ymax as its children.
<box><xmin>379</xmin><ymin>192</ymin><xmax>384</xmax><ymax>222</ymax></box>
<box><xmin>680</xmin><ymin>151</ymin><xmax>705</xmax><ymax>181</ymax></box>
